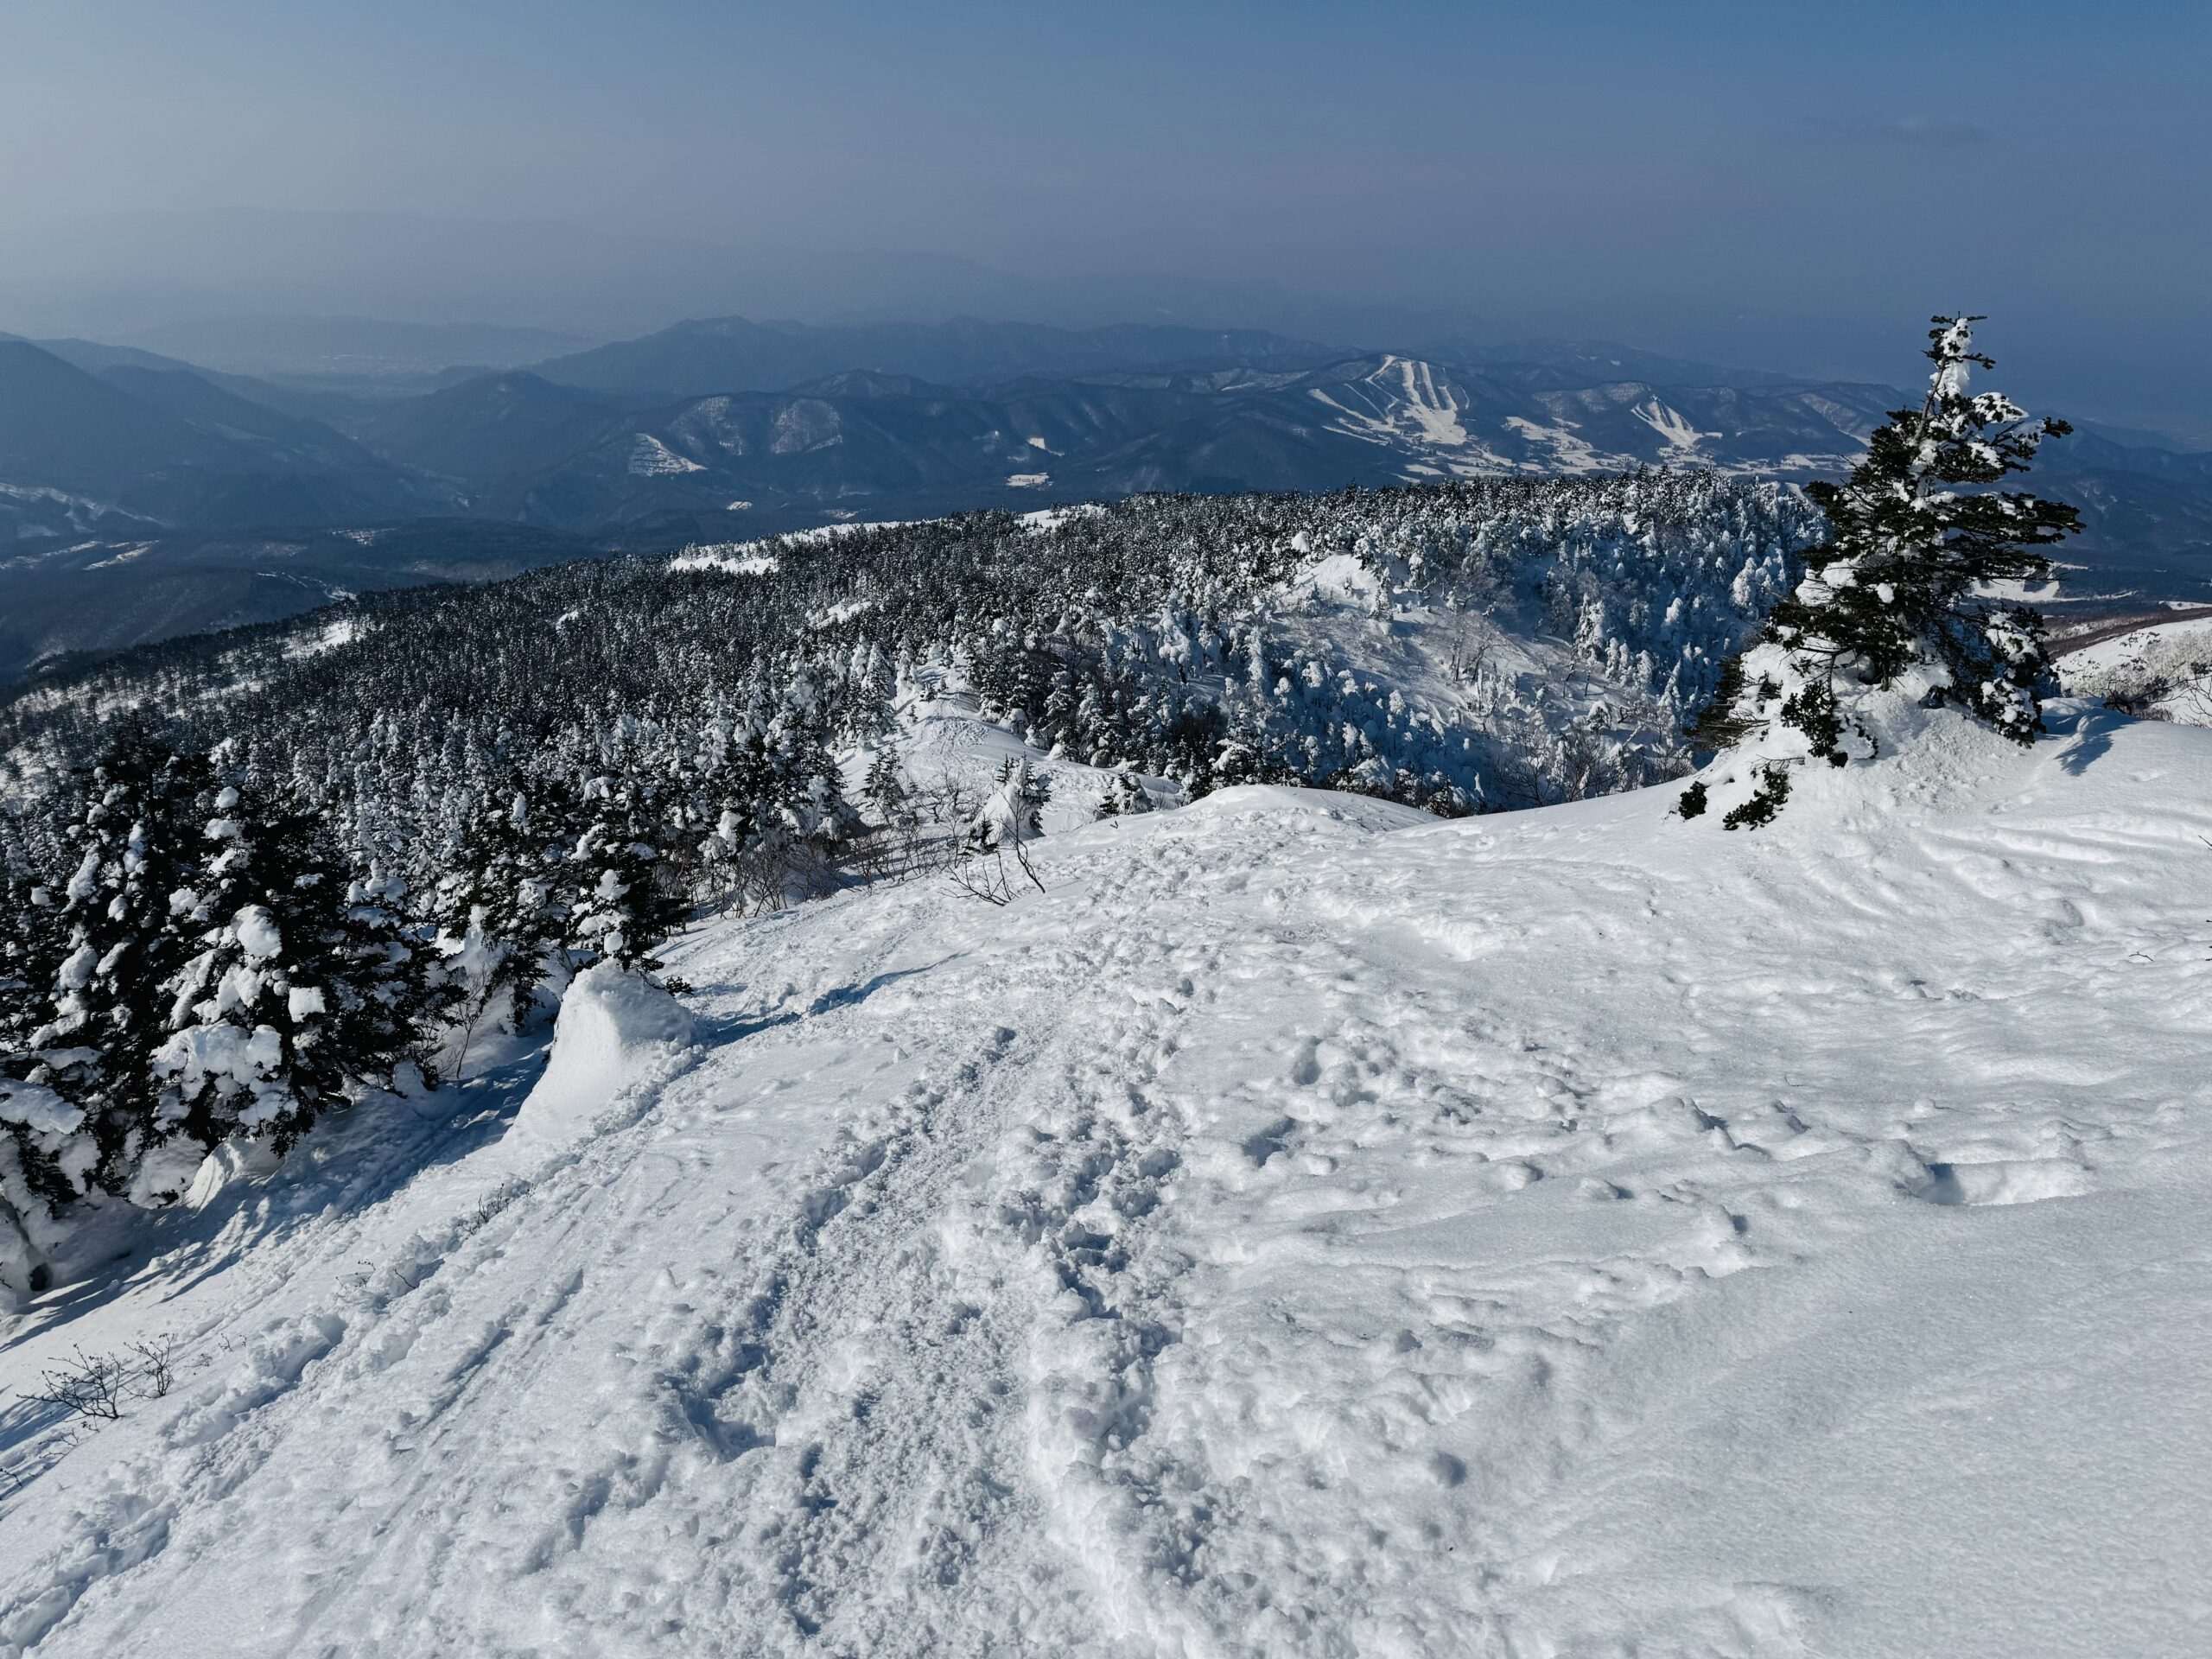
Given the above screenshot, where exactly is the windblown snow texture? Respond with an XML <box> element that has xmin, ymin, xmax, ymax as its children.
<box><xmin>3</xmin><ymin>690</ymin><xmax>2209</xmax><ymax>1656</ymax></box>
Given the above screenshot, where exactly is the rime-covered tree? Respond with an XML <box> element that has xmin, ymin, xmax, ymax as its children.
<box><xmin>436</xmin><ymin>783</ymin><xmax>563</xmax><ymax>1035</ymax></box>
<box><xmin>861</xmin><ymin>747</ymin><xmax>910</xmax><ymax>825</ymax></box>
<box><xmin>955</xmin><ymin>757</ymin><xmax>1046</xmax><ymax>905</ymax></box>
<box><xmin>0</xmin><ymin>873</ymin><xmax>64</xmax><ymax>1073</ymax></box>
<box><xmin>990</xmin><ymin>755</ymin><xmax>1051</xmax><ymax>836</ymax></box>
<box><xmin>334</xmin><ymin>858</ymin><xmax>451</xmax><ymax>1089</ymax></box>
<box><xmin>567</xmin><ymin>773</ymin><xmax>686</xmax><ymax>974</ymax></box>
<box><xmin>19</xmin><ymin>730</ymin><xmax>209</xmax><ymax>1192</ymax></box>
<box><xmin>2</xmin><ymin>876</ymin><xmax>85</xmax><ymax>1236</ymax></box>
<box><xmin>156</xmin><ymin>777</ymin><xmax>423</xmax><ymax>1160</ymax></box>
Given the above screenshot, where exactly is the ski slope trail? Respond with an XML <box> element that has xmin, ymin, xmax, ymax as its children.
<box><xmin>5</xmin><ymin>702</ymin><xmax>2212</xmax><ymax>1656</ymax></box>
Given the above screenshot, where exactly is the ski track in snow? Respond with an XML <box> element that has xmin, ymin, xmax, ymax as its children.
<box><xmin>5</xmin><ymin>706</ymin><xmax>2212</xmax><ymax>1656</ymax></box>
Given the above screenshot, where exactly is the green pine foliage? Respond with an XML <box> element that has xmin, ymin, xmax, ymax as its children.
<box><xmin>1720</xmin><ymin>765</ymin><xmax>1791</xmax><ymax>831</ymax></box>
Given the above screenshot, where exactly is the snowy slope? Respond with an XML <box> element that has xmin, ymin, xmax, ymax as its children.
<box><xmin>2058</xmin><ymin>611</ymin><xmax>2212</xmax><ymax>724</ymax></box>
<box><xmin>5</xmin><ymin>702</ymin><xmax>2212</xmax><ymax>1656</ymax></box>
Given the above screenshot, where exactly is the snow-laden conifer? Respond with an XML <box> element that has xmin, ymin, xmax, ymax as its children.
<box><xmin>155</xmin><ymin>774</ymin><xmax>423</xmax><ymax>1165</ymax></box>
<box><xmin>566</xmin><ymin>773</ymin><xmax>685</xmax><ymax>975</ymax></box>
<box><xmin>19</xmin><ymin>730</ymin><xmax>209</xmax><ymax>1193</ymax></box>
<box><xmin>1688</xmin><ymin>317</ymin><xmax>2080</xmax><ymax>824</ymax></box>
<box><xmin>333</xmin><ymin>858</ymin><xmax>450</xmax><ymax>1090</ymax></box>
<box><xmin>436</xmin><ymin>784</ymin><xmax>563</xmax><ymax>1040</ymax></box>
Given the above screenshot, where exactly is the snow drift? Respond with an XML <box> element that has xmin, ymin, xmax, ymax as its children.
<box><xmin>495</xmin><ymin>961</ymin><xmax>698</xmax><ymax>1166</ymax></box>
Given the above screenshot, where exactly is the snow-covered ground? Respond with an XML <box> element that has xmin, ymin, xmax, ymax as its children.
<box><xmin>2058</xmin><ymin>612</ymin><xmax>2212</xmax><ymax>725</ymax></box>
<box><xmin>5</xmin><ymin>701</ymin><xmax>2212</xmax><ymax>1656</ymax></box>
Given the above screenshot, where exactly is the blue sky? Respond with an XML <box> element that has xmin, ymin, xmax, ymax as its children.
<box><xmin>3</xmin><ymin>1</ymin><xmax>2205</xmax><ymax>429</ymax></box>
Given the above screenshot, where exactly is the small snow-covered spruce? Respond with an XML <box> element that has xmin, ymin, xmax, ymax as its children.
<box><xmin>955</xmin><ymin>758</ymin><xmax>1046</xmax><ymax>906</ymax></box>
<box><xmin>995</xmin><ymin>754</ymin><xmax>1052</xmax><ymax>836</ymax></box>
<box><xmin>861</xmin><ymin>747</ymin><xmax>910</xmax><ymax>825</ymax></box>
<box><xmin>155</xmin><ymin>776</ymin><xmax>424</xmax><ymax>1162</ymax></box>
<box><xmin>435</xmin><ymin>784</ymin><xmax>563</xmax><ymax>1041</ymax></box>
<box><xmin>566</xmin><ymin>772</ymin><xmax>686</xmax><ymax>976</ymax></box>
<box><xmin>1707</xmin><ymin>316</ymin><xmax>2080</xmax><ymax>817</ymax></box>
<box><xmin>1095</xmin><ymin>770</ymin><xmax>1153</xmax><ymax>821</ymax></box>
<box><xmin>16</xmin><ymin>729</ymin><xmax>210</xmax><ymax>1195</ymax></box>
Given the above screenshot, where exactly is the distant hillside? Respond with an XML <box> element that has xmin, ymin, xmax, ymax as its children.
<box><xmin>117</xmin><ymin>315</ymin><xmax>597</xmax><ymax>386</ymax></box>
<box><xmin>339</xmin><ymin>349</ymin><xmax>2212</xmax><ymax>599</ymax></box>
<box><xmin>0</xmin><ymin>336</ymin><xmax>445</xmax><ymax>539</ymax></box>
<box><xmin>0</xmin><ymin>519</ymin><xmax>613</xmax><ymax>685</ymax></box>
<box><xmin>532</xmin><ymin>315</ymin><xmax>1341</xmax><ymax>398</ymax></box>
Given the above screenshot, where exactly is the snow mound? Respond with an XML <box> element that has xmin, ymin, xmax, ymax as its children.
<box><xmin>499</xmin><ymin>962</ymin><xmax>697</xmax><ymax>1163</ymax></box>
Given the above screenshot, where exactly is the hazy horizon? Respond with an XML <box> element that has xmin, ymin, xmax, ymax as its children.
<box><xmin>3</xmin><ymin>1</ymin><xmax>2205</xmax><ymax>435</ymax></box>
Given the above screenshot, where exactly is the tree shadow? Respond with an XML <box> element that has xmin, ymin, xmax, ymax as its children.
<box><xmin>700</xmin><ymin>956</ymin><xmax>957</xmax><ymax>1044</ymax></box>
<box><xmin>2056</xmin><ymin>727</ymin><xmax>2113</xmax><ymax>774</ymax></box>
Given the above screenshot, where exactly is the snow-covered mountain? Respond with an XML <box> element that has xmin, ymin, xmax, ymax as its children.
<box><xmin>345</xmin><ymin>353</ymin><xmax>1892</xmax><ymax>531</ymax></box>
<box><xmin>3</xmin><ymin>321</ymin><xmax>2209</xmax><ymax>682</ymax></box>
<box><xmin>3</xmin><ymin>690</ymin><xmax>2209</xmax><ymax>1656</ymax></box>
<box><xmin>0</xmin><ymin>338</ymin><xmax>445</xmax><ymax>538</ymax></box>
<box><xmin>1301</xmin><ymin>353</ymin><xmax>1890</xmax><ymax>480</ymax></box>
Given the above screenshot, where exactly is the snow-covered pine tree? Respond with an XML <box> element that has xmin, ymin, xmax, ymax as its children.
<box><xmin>1094</xmin><ymin>770</ymin><xmax>1154</xmax><ymax>821</ymax></box>
<box><xmin>156</xmin><ymin>775</ymin><xmax>423</xmax><ymax>1162</ymax></box>
<box><xmin>954</xmin><ymin>757</ymin><xmax>1046</xmax><ymax>905</ymax></box>
<box><xmin>435</xmin><ymin>784</ymin><xmax>563</xmax><ymax>1039</ymax></box>
<box><xmin>991</xmin><ymin>754</ymin><xmax>1051</xmax><ymax>836</ymax></box>
<box><xmin>334</xmin><ymin>857</ymin><xmax>450</xmax><ymax>1090</ymax></box>
<box><xmin>861</xmin><ymin>747</ymin><xmax>910</xmax><ymax>826</ymax></box>
<box><xmin>1</xmin><ymin>875</ymin><xmax>86</xmax><ymax>1235</ymax></box>
<box><xmin>1720</xmin><ymin>317</ymin><xmax>2080</xmax><ymax>792</ymax></box>
<box><xmin>0</xmin><ymin>873</ymin><xmax>64</xmax><ymax>1071</ymax></box>
<box><xmin>566</xmin><ymin>772</ymin><xmax>685</xmax><ymax>975</ymax></box>
<box><xmin>22</xmin><ymin>730</ymin><xmax>210</xmax><ymax>1193</ymax></box>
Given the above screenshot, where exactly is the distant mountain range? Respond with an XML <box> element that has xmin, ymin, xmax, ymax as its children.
<box><xmin>0</xmin><ymin>335</ymin><xmax>448</xmax><ymax>539</ymax></box>
<box><xmin>117</xmin><ymin>315</ymin><xmax>598</xmax><ymax>390</ymax></box>
<box><xmin>3</xmin><ymin>314</ymin><xmax>2209</xmax><ymax>681</ymax></box>
<box><xmin>531</xmin><ymin>316</ymin><xmax>1344</xmax><ymax>399</ymax></box>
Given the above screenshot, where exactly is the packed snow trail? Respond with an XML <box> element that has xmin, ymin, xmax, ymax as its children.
<box><xmin>4</xmin><ymin>701</ymin><xmax>2212</xmax><ymax>1656</ymax></box>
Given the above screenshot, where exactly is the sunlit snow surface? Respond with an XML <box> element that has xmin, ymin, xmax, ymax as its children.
<box><xmin>4</xmin><ymin>701</ymin><xmax>2211</xmax><ymax>1656</ymax></box>
<box><xmin>2059</xmin><ymin>613</ymin><xmax>2212</xmax><ymax>725</ymax></box>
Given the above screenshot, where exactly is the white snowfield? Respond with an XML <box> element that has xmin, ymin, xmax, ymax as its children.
<box><xmin>6</xmin><ymin>701</ymin><xmax>2212</xmax><ymax>1656</ymax></box>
